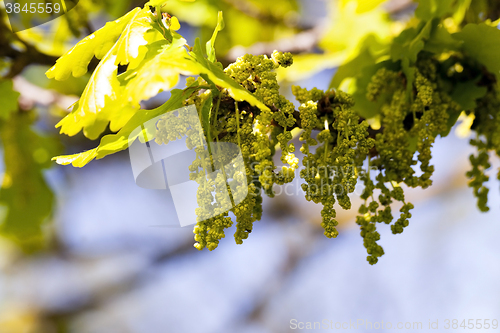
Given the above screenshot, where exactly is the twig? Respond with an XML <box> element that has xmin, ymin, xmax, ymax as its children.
<box><xmin>225</xmin><ymin>0</ymin><xmax>415</xmax><ymax>63</ymax></box>
<box><xmin>12</xmin><ymin>77</ymin><xmax>78</xmax><ymax>111</ymax></box>
<box><xmin>385</xmin><ymin>0</ymin><xmax>416</xmax><ymax>15</ymax></box>
<box><xmin>221</xmin><ymin>0</ymin><xmax>300</xmax><ymax>29</ymax></box>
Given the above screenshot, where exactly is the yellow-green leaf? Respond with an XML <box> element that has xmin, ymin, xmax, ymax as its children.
<box><xmin>120</xmin><ymin>38</ymin><xmax>194</xmax><ymax>104</ymax></box>
<box><xmin>52</xmin><ymin>148</ymin><xmax>99</xmax><ymax>168</ymax></box>
<box><xmin>56</xmin><ymin>42</ymin><xmax>139</xmax><ymax>140</ymax></box>
<box><xmin>56</xmin><ymin>31</ymin><xmax>188</xmax><ymax>140</ymax></box>
<box><xmin>320</xmin><ymin>1</ymin><xmax>391</xmax><ymax>57</ymax></box>
<box><xmin>115</xmin><ymin>7</ymin><xmax>158</xmax><ymax>69</ymax></box>
<box><xmin>45</xmin><ymin>8</ymin><xmax>141</xmax><ymax>80</ymax></box>
<box><xmin>53</xmin><ymin>87</ymin><xmax>198</xmax><ymax>167</ymax></box>
<box><xmin>347</xmin><ymin>0</ymin><xmax>387</xmax><ymax>13</ymax></box>
<box><xmin>206</xmin><ymin>11</ymin><xmax>224</xmax><ymax>63</ymax></box>
<box><xmin>170</xmin><ymin>17</ymin><xmax>181</xmax><ymax>31</ymax></box>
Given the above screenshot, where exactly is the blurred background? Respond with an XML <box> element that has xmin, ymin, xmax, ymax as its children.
<box><xmin>1</xmin><ymin>0</ymin><xmax>500</xmax><ymax>332</ymax></box>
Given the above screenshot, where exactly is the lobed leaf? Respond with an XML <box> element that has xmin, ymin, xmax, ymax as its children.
<box><xmin>115</xmin><ymin>7</ymin><xmax>160</xmax><ymax>69</ymax></box>
<box><xmin>451</xmin><ymin>80</ymin><xmax>488</xmax><ymax>111</ymax></box>
<box><xmin>329</xmin><ymin>35</ymin><xmax>383</xmax><ymax>89</ymax></box>
<box><xmin>424</xmin><ymin>22</ymin><xmax>462</xmax><ymax>54</ymax></box>
<box><xmin>53</xmin><ymin>7</ymin><xmax>268</xmax><ymax>163</ymax></box>
<box><xmin>453</xmin><ymin>23</ymin><xmax>500</xmax><ymax>84</ymax></box>
<box><xmin>54</xmin><ymin>10</ymin><xmax>185</xmax><ymax>140</ymax></box>
<box><xmin>55</xmin><ymin>43</ymin><xmax>132</xmax><ymax>140</ymax></box>
<box><xmin>53</xmin><ymin>87</ymin><xmax>198</xmax><ymax>167</ymax></box>
<box><xmin>391</xmin><ymin>20</ymin><xmax>432</xmax><ymax>64</ymax></box>
<box><xmin>441</xmin><ymin>79</ymin><xmax>487</xmax><ymax>137</ymax></box>
<box><xmin>120</xmin><ymin>38</ymin><xmax>194</xmax><ymax>105</ymax></box>
<box><xmin>45</xmin><ymin>8</ymin><xmax>141</xmax><ymax>80</ymax></box>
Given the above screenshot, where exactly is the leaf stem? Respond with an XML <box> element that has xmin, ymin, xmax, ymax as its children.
<box><xmin>235</xmin><ymin>101</ymin><xmax>242</xmax><ymax>148</ymax></box>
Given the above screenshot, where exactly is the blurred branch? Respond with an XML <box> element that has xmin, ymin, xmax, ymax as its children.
<box><xmin>221</xmin><ymin>0</ymin><xmax>300</xmax><ymax>28</ymax></box>
<box><xmin>0</xmin><ymin>41</ymin><xmax>58</xmax><ymax>79</ymax></box>
<box><xmin>224</xmin><ymin>0</ymin><xmax>415</xmax><ymax>63</ymax></box>
<box><xmin>385</xmin><ymin>0</ymin><xmax>415</xmax><ymax>14</ymax></box>
<box><xmin>0</xmin><ymin>14</ymin><xmax>59</xmax><ymax>78</ymax></box>
<box><xmin>12</xmin><ymin>77</ymin><xmax>78</xmax><ymax>111</ymax></box>
<box><xmin>225</xmin><ymin>26</ymin><xmax>324</xmax><ymax>62</ymax></box>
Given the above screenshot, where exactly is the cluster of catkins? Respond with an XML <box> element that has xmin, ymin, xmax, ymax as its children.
<box><xmin>176</xmin><ymin>51</ymin><xmax>299</xmax><ymax>251</ymax></box>
<box><xmin>466</xmin><ymin>86</ymin><xmax>500</xmax><ymax>213</ymax></box>
<box><xmin>355</xmin><ymin>57</ymin><xmax>459</xmax><ymax>264</ymax></box>
<box><xmin>292</xmin><ymin>86</ymin><xmax>374</xmax><ymax>241</ymax></box>
<box><xmin>155</xmin><ymin>50</ymin><xmax>499</xmax><ymax>264</ymax></box>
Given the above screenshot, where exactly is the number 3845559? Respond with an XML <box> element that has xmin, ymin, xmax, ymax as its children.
<box><xmin>5</xmin><ymin>2</ymin><xmax>62</xmax><ymax>14</ymax></box>
<box><xmin>444</xmin><ymin>319</ymin><xmax>498</xmax><ymax>330</ymax></box>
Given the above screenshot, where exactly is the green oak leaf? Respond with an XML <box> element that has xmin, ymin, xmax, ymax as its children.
<box><xmin>391</xmin><ymin>20</ymin><xmax>432</xmax><ymax>64</ymax></box>
<box><xmin>329</xmin><ymin>34</ymin><xmax>381</xmax><ymax>89</ymax></box>
<box><xmin>441</xmin><ymin>79</ymin><xmax>487</xmax><ymax>137</ymax></box>
<box><xmin>415</xmin><ymin>0</ymin><xmax>455</xmax><ymax>20</ymax></box>
<box><xmin>350</xmin><ymin>60</ymin><xmax>400</xmax><ymax>119</ymax></box>
<box><xmin>424</xmin><ymin>22</ymin><xmax>463</xmax><ymax>54</ymax></box>
<box><xmin>451</xmin><ymin>80</ymin><xmax>488</xmax><ymax>111</ymax></box>
<box><xmin>453</xmin><ymin>23</ymin><xmax>500</xmax><ymax>83</ymax></box>
<box><xmin>52</xmin><ymin>7</ymin><xmax>267</xmax><ymax>152</ymax></box>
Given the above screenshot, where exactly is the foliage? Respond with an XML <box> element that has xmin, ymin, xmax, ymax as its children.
<box><xmin>160</xmin><ymin>0</ymin><xmax>300</xmax><ymax>57</ymax></box>
<box><xmin>0</xmin><ymin>79</ymin><xmax>20</xmax><ymax>120</ymax></box>
<box><xmin>0</xmin><ymin>112</ymin><xmax>61</xmax><ymax>252</ymax></box>
<box><xmin>3</xmin><ymin>0</ymin><xmax>500</xmax><ymax>263</ymax></box>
